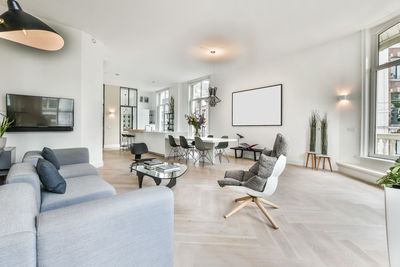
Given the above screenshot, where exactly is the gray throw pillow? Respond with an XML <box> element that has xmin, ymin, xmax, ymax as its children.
<box><xmin>258</xmin><ymin>154</ymin><xmax>278</xmax><ymax>178</ymax></box>
<box><xmin>271</xmin><ymin>133</ymin><xmax>288</xmax><ymax>158</ymax></box>
<box><xmin>218</xmin><ymin>178</ymin><xmax>242</xmax><ymax>188</ymax></box>
<box><xmin>262</xmin><ymin>148</ymin><xmax>273</xmax><ymax>156</ymax></box>
<box><xmin>248</xmin><ymin>162</ymin><xmax>259</xmax><ymax>174</ymax></box>
<box><xmin>36</xmin><ymin>158</ymin><xmax>66</xmax><ymax>194</ymax></box>
<box><xmin>42</xmin><ymin>147</ymin><xmax>61</xmax><ymax>170</ymax></box>
<box><xmin>241</xmin><ymin>175</ymin><xmax>266</xmax><ymax>192</ymax></box>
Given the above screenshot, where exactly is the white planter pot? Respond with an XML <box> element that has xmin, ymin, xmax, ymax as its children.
<box><xmin>385</xmin><ymin>186</ymin><xmax>400</xmax><ymax>267</ymax></box>
<box><xmin>0</xmin><ymin>137</ymin><xmax>6</xmax><ymax>149</ymax></box>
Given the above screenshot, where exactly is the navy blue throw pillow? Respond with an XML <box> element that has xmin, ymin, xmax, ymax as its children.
<box><xmin>36</xmin><ymin>158</ymin><xmax>66</xmax><ymax>194</ymax></box>
<box><xmin>42</xmin><ymin>147</ymin><xmax>61</xmax><ymax>170</ymax></box>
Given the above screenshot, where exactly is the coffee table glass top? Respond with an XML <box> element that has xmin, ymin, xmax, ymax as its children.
<box><xmin>131</xmin><ymin>162</ymin><xmax>187</xmax><ymax>179</ymax></box>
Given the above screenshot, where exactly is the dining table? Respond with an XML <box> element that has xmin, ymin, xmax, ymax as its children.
<box><xmin>164</xmin><ymin>136</ymin><xmax>237</xmax><ymax>164</ymax></box>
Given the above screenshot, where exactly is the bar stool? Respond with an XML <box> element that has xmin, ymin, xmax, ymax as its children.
<box><xmin>126</xmin><ymin>133</ymin><xmax>135</xmax><ymax>148</ymax></box>
<box><xmin>120</xmin><ymin>133</ymin><xmax>129</xmax><ymax>151</ymax></box>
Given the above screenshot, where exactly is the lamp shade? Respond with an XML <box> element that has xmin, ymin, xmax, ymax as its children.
<box><xmin>0</xmin><ymin>0</ymin><xmax>64</xmax><ymax>51</ymax></box>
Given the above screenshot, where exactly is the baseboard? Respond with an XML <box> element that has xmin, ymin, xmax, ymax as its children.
<box><xmin>92</xmin><ymin>161</ymin><xmax>104</xmax><ymax>168</ymax></box>
<box><xmin>336</xmin><ymin>162</ymin><xmax>384</xmax><ymax>185</ymax></box>
<box><xmin>103</xmin><ymin>144</ymin><xmax>120</xmax><ymax>150</ymax></box>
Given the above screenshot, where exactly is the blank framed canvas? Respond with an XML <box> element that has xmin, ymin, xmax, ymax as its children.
<box><xmin>232</xmin><ymin>84</ymin><xmax>282</xmax><ymax>126</ymax></box>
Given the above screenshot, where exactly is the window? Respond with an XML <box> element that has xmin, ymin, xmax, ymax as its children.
<box><xmin>120</xmin><ymin>87</ymin><xmax>137</xmax><ymax>131</ymax></box>
<box><xmin>157</xmin><ymin>88</ymin><xmax>170</xmax><ymax>131</ymax></box>
<box><xmin>189</xmin><ymin>78</ymin><xmax>210</xmax><ymax>134</ymax></box>
<box><xmin>370</xmin><ymin>20</ymin><xmax>400</xmax><ymax>159</ymax></box>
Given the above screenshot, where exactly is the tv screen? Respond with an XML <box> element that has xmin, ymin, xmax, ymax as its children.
<box><xmin>6</xmin><ymin>94</ymin><xmax>74</xmax><ymax>131</ymax></box>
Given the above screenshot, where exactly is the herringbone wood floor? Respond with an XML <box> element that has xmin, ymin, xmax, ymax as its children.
<box><xmin>99</xmin><ymin>150</ymin><xmax>388</xmax><ymax>267</ymax></box>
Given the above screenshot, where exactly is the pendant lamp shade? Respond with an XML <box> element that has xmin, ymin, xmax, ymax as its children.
<box><xmin>0</xmin><ymin>0</ymin><xmax>64</xmax><ymax>51</ymax></box>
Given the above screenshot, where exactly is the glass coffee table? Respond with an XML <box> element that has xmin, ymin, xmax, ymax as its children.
<box><xmin>131</xmin><ymin>162</ymin><xmax>187</xmax><ymax>188</ymax></box>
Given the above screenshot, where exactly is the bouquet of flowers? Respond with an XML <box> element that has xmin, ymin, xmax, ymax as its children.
<box><xmin>185</xmin><ymin>113</ymin><xmax>206</xmax><ymax>137</ymax></box>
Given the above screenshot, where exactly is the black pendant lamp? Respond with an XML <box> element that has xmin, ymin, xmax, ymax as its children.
<box><xmin>206</xmin><ymin>86</ymin><xmax>222</xmax><ymax>107</ymax></box>
<box><xmin>0</xmin><ymin>0</ymin><xmax>64</xmax><ymax>51</ymax></box>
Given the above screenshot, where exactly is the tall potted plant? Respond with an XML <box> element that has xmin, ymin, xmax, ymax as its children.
<box><xmin>309</xmin><ymin>111</ymin><xmax>319</xmax><ymax>152</ymax></box>
<box><xmin>321</xmin><ymin>113</ymin><xmax>328</xmax><ymax>155</ymax></box>
<box><xmin>0</xmin><ymin>117</ymin><xmax>13</xmax><ymax>149</ymax></box>
<box><xmin>377</xmin><ymin>158</ymin><xmax>400</xmax><ymax>267</ymax></box>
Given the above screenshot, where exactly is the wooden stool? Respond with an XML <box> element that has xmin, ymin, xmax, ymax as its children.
<box><xmin>316</xmin><ymin>154</ymin><xmax>333</xmax><ymax>172</ymax></box>
<box><xmin>305</xmin><ymin>152</ymin><xmax>317</xmax><ymax>169</ymax></box>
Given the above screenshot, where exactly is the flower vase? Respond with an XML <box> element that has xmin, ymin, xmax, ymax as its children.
<box><xmin>194</xmin><ymin>128</ymin><xmax>200</xmax><ymax>137</ymax></box>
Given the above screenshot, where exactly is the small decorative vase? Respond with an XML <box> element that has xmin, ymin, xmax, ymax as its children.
<box><xmin>0</xmin><ymin>137</ymin><xmax>6</xmax><ymax>149</ymax></box>
<box><xmin>194</xmin><ymin>128</ymin><xmax>200</xmax><ymax>137</ymax></box>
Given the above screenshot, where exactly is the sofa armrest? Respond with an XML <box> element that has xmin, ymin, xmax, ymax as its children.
<box><xmin>37</xmin><ymin>187</ymin><xmax>174</xmax><ymax>267</ymax></box>
<box><xmin>53</xmin><ymin>147</ymin><xmax>89</xmax><ymax>165</ymax></box>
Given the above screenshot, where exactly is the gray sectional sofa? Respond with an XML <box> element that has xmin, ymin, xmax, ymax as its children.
<box><xmin>0</xmin><ymin>147</ymin><xmax>174</xmax><ymax>267</ymax></box>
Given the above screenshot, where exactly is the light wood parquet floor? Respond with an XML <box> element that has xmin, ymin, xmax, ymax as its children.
<box><xmin>98</xmin><ymin>150</ymin><xmax>388</xmax><ymax>267</ymax></box>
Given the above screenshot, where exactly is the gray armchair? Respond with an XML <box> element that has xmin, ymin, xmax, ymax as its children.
<box><xmin>218</xmin><ymin>134</ymin><xmax>288</xmax><ymax>229</ymax></box>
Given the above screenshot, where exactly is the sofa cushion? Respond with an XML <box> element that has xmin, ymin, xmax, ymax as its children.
<box><xmin>22</xmin><ymin>151</ymin><xmax>43</xmax><ymax>166</ymax></box>
<box><xmin>0</xmin><ymin>183</ymin><xmax>37</xmax><ymax>267</ymax></box>
<box><xmin>42</xmin><ymin>147</ymin><xmax>61</xmax><ymax>170</ymax></box>
<box><xmin>59</xmin><ymin>163</ymin><xmax>98</xmax><ymax>179</ymax></box>
<box><xmin>40</xmin><ymin>176</ymin><xmax>116</xmax><ymax>212</ymax></box>
<box><xmin>6</xmin><ymin>163</ymin><xmax>42</xmax><ymax>210</ymax></box>
<box><xmin>36</xmin><ymin>159</ymin><xmax>66</xmax><ymax>194</ymax></box>
<box><xmin>53</xmin><ymin>148</ymin><xmax>89</xmax><ymax>166</ymax></box>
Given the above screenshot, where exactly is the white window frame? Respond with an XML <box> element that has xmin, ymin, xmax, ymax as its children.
<box><xmin>366</xmin><ymin>15</ymin><xmax>400</xmax><ymax>161</ymax></box>
<box><xmin>156</xmin><ymin>88</ymin><xmax>170</xmax><ymax>132</ymax></box>
<box><xmin>188</xmin><ymin>77</ymin><xmax>210</xmax><ymax>136</ymax></box>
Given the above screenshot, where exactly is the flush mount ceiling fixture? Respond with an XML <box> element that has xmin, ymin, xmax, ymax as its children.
<box><xmin>0</xmin><ymin>0</ymin><xmax>64</xmax><ymax>51</ymax></box>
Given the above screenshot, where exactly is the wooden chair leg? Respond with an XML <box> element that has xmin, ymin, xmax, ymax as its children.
<box><xmin>254</xmin><ymin>198</ymin><xmax>279</xmax><ymax>229</ymax></box>
<box><xmin>316</xmin><ymin>157</ymin><xmax>321</xmax><ymax>171</ymax></box>
<box><xmin>259</xmin><ymin>198</ymin><xmax>279</xmax><ymax>209</ymax></box>
<box><xmin>323</xmin><ymin>158</ymin><xmax>326</xmax><ymax>170</ymax></box>
<box><xmin>328</xmin><ymin>158</ymin><xmax>333</xmax><ymax>172</ymax></box>
<box><xmin>224</xmin><ymin>198</ymin><xmax>252</xmax><ymax>218</ymax></box>
<box><xmin>235</xmin><ymin>196</ymin><xmax>252</xmax><ymax>202</ymax></box>
<box><xmin>306</xmin><ymin>153</ymin><xmax>310</xmax><ymax>168</ymax></box>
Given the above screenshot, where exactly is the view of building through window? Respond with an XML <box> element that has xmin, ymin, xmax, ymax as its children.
<box><xmin>157</xmin><ymin>89</ymin><xmax>169</xmax><ymax>131</ymax></box>
<box><xmin>189</xmin><ymin>79</ymin><xmax>210</xmax><ymax>134</ymax></box>
<box><xmin>375</xmin><ymin>22</ymin><xmax>400</xmax><ymax>157</ymax></box>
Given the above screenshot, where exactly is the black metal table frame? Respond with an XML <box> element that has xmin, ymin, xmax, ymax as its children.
<box><xmin>230</xmin><ymin>147</ymin><xmax>263</xmax><ymax>161</ymax></box>
<box><xmin>136</xmin><ymin>172</ymin><xmax>178</xmax><ymax>188</ymax></box>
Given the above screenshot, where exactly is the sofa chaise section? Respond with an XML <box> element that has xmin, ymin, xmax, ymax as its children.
<box><xmin>40</xmin><ymin>175</ymin><xmax>116</xmax><ymax>212</ymax></box>
<box><xmin>0</xmin><ymin>183</ymin><xmax>38</xmax><ymax>267</ymax></box>
<box><xmin>37</xmin><ymin>187</ymin><xmax>174</xmax><ymax>267</ymax></box>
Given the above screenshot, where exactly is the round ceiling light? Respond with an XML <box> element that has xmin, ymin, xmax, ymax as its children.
<box><xmin>0</xmin><ymin>0</ymin><xmax>64</xmax><ymax>51</ymax></box>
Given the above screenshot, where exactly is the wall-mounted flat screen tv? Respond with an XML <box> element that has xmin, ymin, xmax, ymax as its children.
<box><xmin>6</xmin><ymin>94</ymin><xmax>74</xmax><ymax>132</ymax></box>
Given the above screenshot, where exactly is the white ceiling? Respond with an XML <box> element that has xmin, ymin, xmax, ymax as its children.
<box><xmin>2</xmin><ymin>0</ymin><xmax>400</xmax><ymax>91</ymax></box>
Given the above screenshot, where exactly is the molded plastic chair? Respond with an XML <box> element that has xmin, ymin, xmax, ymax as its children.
<box><xmin>215</xmin><ymin>136</ymin><xmax>229</xmax><ymax>163</ymax></box>
<box><xmin>168</xmin><ymin>135</ymin><xmax>181</xmax><ymax>159</ymax></box>
<box><xmin>129</xmin><ymin>143</ymin><xmax>155</xmax><ymax>171</ymax></box>
<box><xmin>222</xmin><ymin>155</ymin><xmax>287</xmax><ymax>229</ymax></box>
<box><xmin>194</xmin><ymin>137</ymin><xmax>213</xmax><ymax>166</ymax></box>
<box><xmin>179</xmin><ymin>136</ymin><xmax>195</xmax><ymax>163</ymax></box>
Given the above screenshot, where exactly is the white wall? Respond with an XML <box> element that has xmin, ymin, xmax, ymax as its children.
<box><xmin>104</xmin><ymin>84</ymin><xmax>120</xmax><ymax>148</ymax></box>
<box><xmin>0</xmin><ymin>21</ymin><xmax>104</xmax><ymax>167</ymax></box>
<box><xmin>210</xmin><ymin>33</ymin><xmax>363</xmax><ymax>168</ymax></box>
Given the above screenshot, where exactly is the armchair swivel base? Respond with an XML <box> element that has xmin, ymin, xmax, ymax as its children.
<box><xmin>224</xmin><ymin>195</ymin><xmax>279</xmax><ymax>229</ymax></box>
